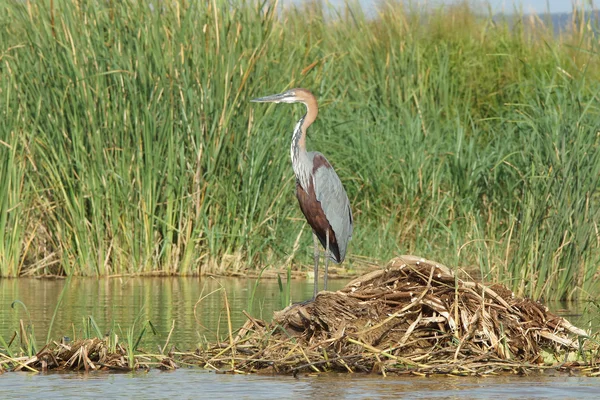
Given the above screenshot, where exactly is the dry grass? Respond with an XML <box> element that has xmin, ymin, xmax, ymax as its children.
<box><xmin>192</xmin><ymin>256</ymin><xmax>600</xmax><ymax>376</ymax></box>
<box><xmin>0</xmin><ymin>337</ymin><xmax>177</xmax><ymax>373</ymax></box>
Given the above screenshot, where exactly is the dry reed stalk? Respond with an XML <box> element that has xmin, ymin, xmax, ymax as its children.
<box><xmin>194</xmin><ymin>255</ymin><xmax>596</xmax><ymax>376</ymax></box>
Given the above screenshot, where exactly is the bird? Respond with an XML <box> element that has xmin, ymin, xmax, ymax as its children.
<box><xmin>251</xmin><ymin>88</ymin><xmax>353</xmax><ymax>299</ymax></box>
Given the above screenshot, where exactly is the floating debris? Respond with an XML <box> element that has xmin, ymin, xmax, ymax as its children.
<box><xmin>0</xmin><ymin>337</ymin><xmax>176</xmax><ymax>373</ymax></box>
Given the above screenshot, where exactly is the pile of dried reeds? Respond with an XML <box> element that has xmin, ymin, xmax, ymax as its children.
<box><xmin>193</xmin><ymin>256</ymin><xmax>598</xmax><ymax>376</ymax></box>
<box><xmin>0</xmin><ymin>338</ymin><xmax>177</xmax><ymax>373</ymax></box>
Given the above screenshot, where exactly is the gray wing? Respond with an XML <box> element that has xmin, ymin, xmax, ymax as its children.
<box><xmin>309</xmin><ymin>152</ymin><xmax>353</xmax><ymax>262</ymax></box>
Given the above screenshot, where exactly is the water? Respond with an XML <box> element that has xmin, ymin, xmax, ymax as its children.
<box><xmin>1</xmin><ymin>277</ymin><xmax>599</xmax><ymax>398</ymax></box>
<box><xmin>0</xmin><ymin>277</ymin><xmax>349</xmax><ymax>350</ymax></box>
<box><xmin>2</xmin><ymin>369</ymin><xmax>600</xmax><ymax>399</ymax></box>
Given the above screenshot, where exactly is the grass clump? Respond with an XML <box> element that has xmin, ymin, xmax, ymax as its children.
<box><xmin>0</xmin><ymin>0</ymin><xmax>598</xmax><ymax>300</ymax></box>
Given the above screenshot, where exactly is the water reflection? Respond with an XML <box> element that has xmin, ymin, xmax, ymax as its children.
<box><xmin>0</xmin><ymin>277</ymin><xmax>346</xmax><ymax>350</ymax></box>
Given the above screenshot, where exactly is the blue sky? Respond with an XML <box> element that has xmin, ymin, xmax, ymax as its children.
<box><xmin>486</xmin><ymin>0</ymin><xmax>577</xmax><ymax>14</ymax></box>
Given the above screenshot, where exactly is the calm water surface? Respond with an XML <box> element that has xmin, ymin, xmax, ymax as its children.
<box><xmin>2</xmin><ymin>369</ymin><xmax>600</xmax><ymax>399</ymax></box>
<box><xmin>0</xmin><ymin>277</ymin><xmax>348</xmax><ymax>349</ymax></box>
<box><xmin>1</xmin><ymin>277</ymin><xmax>599</xmax><ymax>398</ymax></box>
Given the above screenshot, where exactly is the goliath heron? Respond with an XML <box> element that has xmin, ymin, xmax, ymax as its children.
<box><xmin>251</xmin><ymin>88</ymin><xmax>353</xmax><ymax>299</ymax></box>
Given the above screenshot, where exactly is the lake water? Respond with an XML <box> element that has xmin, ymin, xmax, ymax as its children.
<box><xmin>2</xmin><ymin>369</ymin><xmax>600</xmax><ymax>399</ymax></box>
<box><xmin>1</xmin><ymin>277</ymin><xmax>599</xmax><ymax>398</ymax></box>
<box><xmin>0</xmin><ymin>277</ymin><xmax>349</xmax><ymax>350</ymax></box>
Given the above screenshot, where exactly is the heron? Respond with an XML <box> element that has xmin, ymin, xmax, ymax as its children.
<box><xmin>251</xmin><ymin>88</ymin><xmax>353</xmax><ymax>299</ymax></box>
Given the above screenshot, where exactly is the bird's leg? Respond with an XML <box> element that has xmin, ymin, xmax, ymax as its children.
<box><xmin>312</xmin><ymin>232</ymin><xmax>320</xmax><ymax>299</ymax></box>
<box><xmin>324</xmin><ymin>230</ymin><xmax>330</xmax><ymax>291</ymax></box>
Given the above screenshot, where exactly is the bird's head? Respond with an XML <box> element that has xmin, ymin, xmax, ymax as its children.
<box><xmin>251</xmin><ymin>88</ymin><xmax>314</xmax><ymax>105</ymax></box>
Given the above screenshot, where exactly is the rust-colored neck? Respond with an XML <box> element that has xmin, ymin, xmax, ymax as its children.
<box><xmin>290</xmin><ymin>90</ymin><xmax>319</xmax><ymax>189</ymax></box>
<box><xmin>297</xmin><ymin>90</ymin><xmax>318</xmax><ymax>152</ymax></box>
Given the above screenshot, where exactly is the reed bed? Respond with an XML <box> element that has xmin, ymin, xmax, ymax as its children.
<box><xmin>0</xmin><ymin>0</ymin><xmax>599</xmax><ymax>300</ymax></box>
<box><xmin>1</xmin><ymin>256</ymin><xmax>599</xmax><ymax>376</ymax></box>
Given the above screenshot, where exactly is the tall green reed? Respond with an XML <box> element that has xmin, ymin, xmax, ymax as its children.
<box><xmin>0</xmin><ymin>0</ymin><xmax>598</xmax><ymax>300</ymax></box>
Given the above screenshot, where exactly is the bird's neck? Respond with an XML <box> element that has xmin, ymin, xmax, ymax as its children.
<box><xmin>290</xmin><ymin>100</ymin><xmax>318</xmax><ymax>157</ymax></box>
<box><xmin>291</xmin><ymin>115</ymin><xmax>307</xmax><ymax>154</ymax></box>
<box><xmin>301</xmin><ymin>98</ymin><xmax>318</xmax><ymax>135</ymax></box>
<box><xmin>291</xmin><ymin>115</ymin><xmax>311</xmax><ymax>190</ymax></box>
<box><xmin>290</xmin><ymin>100</ymin><xmax>318</xmax><ymax>189</ymax></box>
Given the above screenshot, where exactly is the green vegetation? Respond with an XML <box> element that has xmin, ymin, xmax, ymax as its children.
<box><xmin>8</xmin><ymin>300</ymin><xmax>38</xmax><ymax>357</ymax></box>
<box><xmin>0</xmin><ymin>0</ymin><xmax>599</xmax><ymax>300</ymax></box>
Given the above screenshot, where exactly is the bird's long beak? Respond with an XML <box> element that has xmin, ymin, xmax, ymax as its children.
<box><xmin>250</xmin><ymin>92</ymin><xmax>288</xmax><ymax>103</ymax></box>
